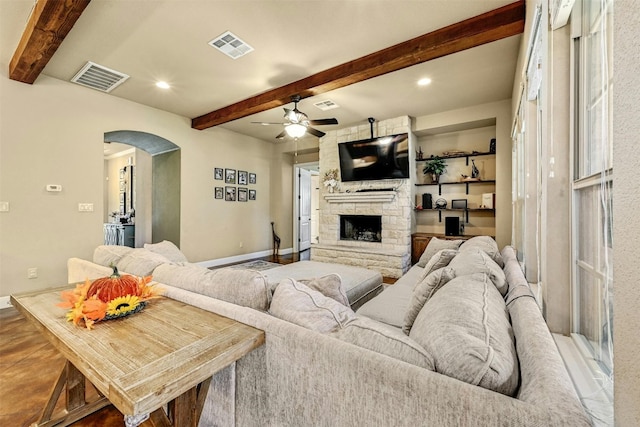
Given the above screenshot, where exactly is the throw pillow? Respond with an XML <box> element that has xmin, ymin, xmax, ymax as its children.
<box><xmin>409</xmin><ymin>273</ymin><xmax>520</xmax><ymax>397</ymax></box>
<box><xmin>448</xmin><ymin>248</ymin><xmax>508</xmax><ymax>296</ymax></box>
<box><xmin>331</xmin><ymin>316</ymin><xmax>435</xmax><ymax>370</ymax></box>
<box><xmin>153</xmin><ymin>264</ymin><xmax>271</xmax><ymax>311</ymax></box>
<box><xmin>143</xmin><ymin>240</ymin><xmax>188</xmax><ymax>263</ymax></box>
<box><xmin>299</xmin><ymin>274</ymin><xmax>349</xmax><ymax>306</ymax></box>
<box><xmin>270</xmin><ymin>279</ymin><xmax>356</xmax><ymax>333</ymax></box>
<box><xmin>403</xmin><ymin>267</ymin><xmax>456</xmax><ymax>335</ymax></box>
<box><xmin>93</xmin><ymin>245</ymin><xmax>134</xmax><ymax>267</ymax></box>
<box><xmin>459</xmin><ymin>236</ymin><xmax>504</xmax><ymax>268</ymax></box>
<box><xmin>417</xmin><ymin>249</ymin><xmax>458</xmax><ymax>285</ymax></box>
<box><xmin>115</xmin><ymin>248</ymin><xmax>172</xmax><ymax>277</ymax></box>
<box><xmin>416</xmin><ymin>237</ymin><xmax>463</xmax><ymax>268</ymax></box>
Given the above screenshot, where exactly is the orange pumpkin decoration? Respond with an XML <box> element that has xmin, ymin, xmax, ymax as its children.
<box><xmin>87</xmin><ymin>266</ymin><xmax>139</xmax><ymax>303</ymax></box>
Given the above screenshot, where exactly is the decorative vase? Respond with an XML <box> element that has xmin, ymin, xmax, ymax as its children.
<box><xmin>431</xmin><ymin>174</ymin><xmax>439</xmax><ymax>184</ymax></box>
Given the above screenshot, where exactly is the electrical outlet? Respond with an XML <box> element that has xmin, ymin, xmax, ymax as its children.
<box><xmin>27</xmin><ymin>268</ymin><xmax>38</xmax><ymax>279</ymax></box>
<box><xmin>0</xmin><ymin>201</ymin><xmax>8</xmax><ymax>212</ymax></box>
<box><xmin>239</xmin><ymin>241</ymin><xmax>244</xmax><ymax>248</ymax></box>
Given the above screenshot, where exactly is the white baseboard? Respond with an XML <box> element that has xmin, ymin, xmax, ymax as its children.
<box><xmin>196</xmin><ymin>247</ymin><xmax>293</xmax><ymax>269</ymax></box>
<box><xmin>0</xmin><ymin>296</ymin><xmax>12</xmax><ymax>310</ymax></box>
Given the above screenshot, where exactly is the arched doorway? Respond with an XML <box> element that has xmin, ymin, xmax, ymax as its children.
<box><xmin>104</xmin><ymin>130</ymin><xmax>181</xmax><ymax>247</ymax></box>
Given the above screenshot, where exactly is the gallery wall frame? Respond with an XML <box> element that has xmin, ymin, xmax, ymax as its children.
<box><xmin>225</xmin><ymin>186</ymin><xmax>236</xmax><ymax>201</ymax></box>
<box><xmin>225</xmin><ymin>168</ymin><xmax>236</xmax><ymax>184</ymax></box>
<box><xmin>214</xmin><ymin>168</ymin><xmax>223</xmax><ymax>180</ymax></box>
<box><xmin>238</xmin><ymin>187</ymin><xmax>248</xmax><ymax>202</ymax></box>
<box><xmin>214</xmin><ymin>187</ymin><xmax>223</xmax><ymax>199</ymax></box>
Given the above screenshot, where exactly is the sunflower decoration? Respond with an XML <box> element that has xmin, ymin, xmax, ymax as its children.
<box><xmin>58</xmin><ymin>266</ymin><xmax>163</xmax><ymax>329</ymax></box>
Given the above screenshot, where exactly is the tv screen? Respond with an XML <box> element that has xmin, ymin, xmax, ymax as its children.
<box><xmin>338</xmin><ymin>133</ymin><xmax>409</xmax><ymax>182</ymax></box>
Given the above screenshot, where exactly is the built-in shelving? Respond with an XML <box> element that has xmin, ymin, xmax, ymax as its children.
<box><xmin>415</xmin><ymin>180</ymin><xmax>495</xmax><ymax>195</ymax></box>
<box><xmin>414</xmin><ymin>207</ymin><xmax>495</xmax><ymax>223</ymax></box>
<box><xmin>417</xmin><ymin>151</ymin><xmax>495</xmax><ymax>165</ymax></box>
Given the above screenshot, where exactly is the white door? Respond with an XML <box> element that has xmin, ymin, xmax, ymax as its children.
<box><xmin>299</xmin><ymin>168</ymin><xmax>312</xmax><ymax>251</ymax></box>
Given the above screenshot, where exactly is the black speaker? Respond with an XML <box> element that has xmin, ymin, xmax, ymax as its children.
<box><xmin>445</xmin><ymin>217</ymin><xmax>460</xmax><ymax>236</ymax></box>
<box><xmin>422</xmin><ymin>193</ymin><xmax>433</xmax><ymax>209</ymax></box>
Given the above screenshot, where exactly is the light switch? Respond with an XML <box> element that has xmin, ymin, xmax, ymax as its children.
<box><xmin>78</xmin><ymin>203</ymin><xmax>94</xmax><ymax>212</ymax></box>
<box><xmin>0</xmin><ymin>201</ymin><xmax>8</xmax><ymax>212</ymax></box>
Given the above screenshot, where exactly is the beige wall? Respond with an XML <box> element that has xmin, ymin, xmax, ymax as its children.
<box><xmin>413</xmin><ymin>99</ymin><xmax>512</xmax><ymax>248</ymax></box>
<box><xmin>613</xmin><ymin>1</ymin><xmax>640</xmax><ymax>424</ymax></box>
<box><xmin>0</xmin><ymin>74</ymin><xmax>275</xmax><ymax>298</ymax></box>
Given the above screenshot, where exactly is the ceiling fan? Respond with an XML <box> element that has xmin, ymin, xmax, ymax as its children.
<box><xmin>252</xmin><ymin>95</ymin><xmax>338</xmax><ymax>139</ymax></box>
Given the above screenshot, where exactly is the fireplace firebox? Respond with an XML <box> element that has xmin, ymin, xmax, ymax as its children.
<box><xmin>340</xmin><ymin>215</ymin><xmax>382</xmax><ymax>243</ymax></box>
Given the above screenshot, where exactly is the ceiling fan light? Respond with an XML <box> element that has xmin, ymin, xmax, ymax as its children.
<box><xmin>285</xmin><ymin>123</ymin><xmax>307</xmax><ymax>138</ymax></box>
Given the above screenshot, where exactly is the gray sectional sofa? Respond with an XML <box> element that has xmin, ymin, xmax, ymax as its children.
<box><xmin>67</xmin><ymin>239</ymin><xmax>591</xmax><ymax>426</ymax></box>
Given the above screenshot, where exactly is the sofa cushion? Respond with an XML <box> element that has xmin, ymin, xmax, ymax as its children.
<box><xmin>459</xmin><ymin>236</ymin><xmax>504</xmax><ymax>268</ymax></box>
<box><xmin>143</xmin><ymin>240</ymin><xmax>188</xmax><ymax>263</ymax></box>
<box><xmin>356</xmin><ymin>278</ymin><xmax>413</xmax><ymax>328</ymax></box>
<box><xmin>403</xmin><ymin>267</ymin><xmax>456</xmax><ymax>335</ymax></box>
<box><xmin>331</xmin><ymin>316</ymin><xmax>435</xmax><ymax>370</ymax></box>
<box><xmin>448</xmin><ymin>248</ymin><xmax>508</xmax><ymax>296</ymax></box>
<box><xmin>299</xmin><ymin>274</ymin><xmax>349</xmax><ymax>307</ymax></box>
<box><xmin>417</xmin><ymin>249</ymin><xmax>458</xmax><ymax>284</ymax></box>
<box><xmin>269</xmin><ymin>279</ymin><xmax>356</xmax><ymax>333</ymax></box>
<box><xmin>152</xmin><ymin>263</ymin><xmax>271</xmax><ymax>311</ymax></box>
<box><xmin>409</xmin><ymin>273</ymin><xmax>519</xmax><ymax>396</ymax></box>
<box><xmin>416</xmin><ymin>237</ymin><xmax>463</xmax><ymax>267</ymax></box>
<box><xmin>115</xmin><ymin>248</ymin><xmax>172</xmax><ymax>277</ymax></box>
<box><xmin>93</xmin><ymin>245</ymin><xmax>134</xmax><ymax>267</ymax></box>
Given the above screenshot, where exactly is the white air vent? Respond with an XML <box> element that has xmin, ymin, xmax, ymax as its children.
<box><xmin>313</xmin><ymin>100</ymin><xmax>339</xmax><ymax>111</ymax></box>
<box><xmin>209</xmin><ymin>31</ymin><xmax>254</xmax><ymax>59</ymax></box>
<box><xmin>71</xmin><ymin>61</ymin><xmax>129</xmax><ymax>92</ymax></box>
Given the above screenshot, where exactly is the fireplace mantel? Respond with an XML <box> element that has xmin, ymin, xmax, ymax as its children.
<box><xmin>324</xmin><ymin>191</ymin><xmax>396</xmax><ymax>203</ymax></box>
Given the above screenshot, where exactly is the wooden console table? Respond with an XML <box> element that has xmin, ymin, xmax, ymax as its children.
<box><xmin>11</xmin><ymin>287</ymin><xmax>264</xmax><ymax>427</ymax></box>
<box><xmin>411</xmin><ymin>233</ymin><xmax>476</xmax><ymax>265</ymax></box>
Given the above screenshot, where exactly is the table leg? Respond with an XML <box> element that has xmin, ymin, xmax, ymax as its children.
<box><xmin>32</xmin><ymin>361</ymin><xmax>110</xmax><ymax>427</ymax></box>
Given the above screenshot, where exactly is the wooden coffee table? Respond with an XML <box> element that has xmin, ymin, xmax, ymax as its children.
<box><xmin>11</xmin><ymin>286</ymin><xmax>265</xmax><ymax>427</ymax></box>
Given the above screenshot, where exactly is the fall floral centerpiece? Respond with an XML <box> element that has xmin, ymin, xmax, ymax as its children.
<box><xmin>58</xmin><ymin>266</ymin><xmax>163</xmax><ymax>329</ymax></box>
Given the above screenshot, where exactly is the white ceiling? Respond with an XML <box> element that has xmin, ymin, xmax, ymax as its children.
<box><xmin>1</xmin><ymin>0</ymin><xmax>522</xmax><ymax>143</ymax></box>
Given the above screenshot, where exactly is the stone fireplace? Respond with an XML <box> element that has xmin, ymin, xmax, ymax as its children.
<box><xmin>340</xmin><ymin>215</ymin><xmax>382</xmax><ymax>243</ymax></box>
<box><xmin>311</xmin><ymin>116</ymin><xmax>414</xmax><ymax>278</ymax></box>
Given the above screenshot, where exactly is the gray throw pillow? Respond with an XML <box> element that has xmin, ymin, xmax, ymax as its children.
<box><xmin>299</xmin><ymin>274</ymin><xmax>349</xmax><ymax>306</ymax></box>
<box><xmin>416</xmin><ymin>237</ymin><xmax>463</xmax><ymax>268</ymax></box>
<box><xmin>270</xmin><ymin>279</ymin><xmax>356</xmax><ymax>333</ymax></box>
<box><xmin>448</xmin><ymin>248</ymin><xmax>508</xmax><ymax>296</ymax></box>
<box><xmin>331</xmin><ymin>316</ymin><xmax>435</xmax><ymax>370</ymax></box>
<box><xmin>417</xmin><ymin>249</ymin><xmax>458</xmax><ymax>285</ymax></box>
<box><xmin>115</xmin><ymin>248</ymin><xmax>172</xmax><ymax>277</ymax></box>
<box><xmin>143</xmin><ymin>240</ymin><xmax>188</xmax><ymax>263</ymax></box>
<box><xmin>409</xmin><ymin>273</ymin><xmax>519</xmax><ymax>397</ymax></box>
<box><xmin>459</xmin><ymin>236</ymin><xmax>504</xmax><ymax>268</ymax></box>
<box><xmin>403</xmin><ymin>267</ymin><xmax>456</xmax><ymax>335</ymax></box>
<box><xmin>93</xmin><ymin>245</ymin><xmax>134</xmax><ymax>267</ymax></box>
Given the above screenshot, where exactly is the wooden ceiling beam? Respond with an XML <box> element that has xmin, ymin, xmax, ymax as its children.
<box><xmin>192</xmin><ymin>0</ymin><xmax>525</xmax><ymax>130</ymax></box>
<box><xmin>9</xmin><ymin>0</ymin><xmax>91</xmax><ymax>84</ymax></box>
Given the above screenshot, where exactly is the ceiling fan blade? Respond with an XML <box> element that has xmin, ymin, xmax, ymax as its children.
<box><xmin>309</xmin><ymin>118</ymin><xmax>338</xmax><ymax>126</ymax></box>
<box><xmin>306</xmin><ymin>127</ymin><xmax>326</xmax><ymax>138</ymax></box>
<box><xmin>251</xmin><ymin>121</ymin><xmax>285</xmax><ymax>125</ymax></box>
<box><xmin>275</xmin><ymin>130</ymin><xmax>287</xmax><ymax>139</ymax></box>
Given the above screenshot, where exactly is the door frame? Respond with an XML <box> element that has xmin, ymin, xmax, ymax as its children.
<box><xmin>292</xmin><ymin>161</ymin><xmax>319</xmax><ymax>253</ymax></box>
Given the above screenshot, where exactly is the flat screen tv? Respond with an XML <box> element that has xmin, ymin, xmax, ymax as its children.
<box><xmin>338</xmin><ymin>133</ymin><xmax>409</xmax><ymax>182</ymax></box>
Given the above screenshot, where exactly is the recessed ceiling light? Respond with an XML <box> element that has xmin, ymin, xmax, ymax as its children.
<box><xmin>417</xmin><ymin>78</ymin><xmax>432</xmax><ymax>86</ymax></box>
<box><xmin>156</xmin><ymin>81</ymin><xmax>170</xmax><ymax>89</ymax></box>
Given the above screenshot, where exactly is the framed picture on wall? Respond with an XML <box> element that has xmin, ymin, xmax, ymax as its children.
<box><xmin>238</xmin><ymin>187</ymin><xmax>248</xmax><ymax>202</ymax></box>
<box><xmin>225</xmin><ymin>168</ymin><xmax>236</xmax><ymax>184</ymax></box>
<box><xmin>214</xmin><ymin>168</ymin><xmax>223</xmax><ymax>180</ymax></box>
<box><xmin>238</xmin><ymin>170</ymin><xmax>248</xmax><ymax>185</ymax></box>
<box><xmin>249</xmin><ymin>189</ymin><xmax>256</xmax><ymax>200</ymax></box>
<box><xmin>214</xmin><ymin>187</ymin><xmax>223</xmax><ymax>199</ymax></box>
<box><xmin>249</xmin><ymin>172</ymin><xmax>256</xmax><ymax>184</ymax></box>
<box><xmin>225</xmin><ymin>186</ymin><xmax>236</xmax><ymax>201</ymax></box>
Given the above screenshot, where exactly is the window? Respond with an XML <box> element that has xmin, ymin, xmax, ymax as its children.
<box><xmin>572</xmin><ymin>0</ymin><xmax>613</xmax><ymax>380</ymax></box>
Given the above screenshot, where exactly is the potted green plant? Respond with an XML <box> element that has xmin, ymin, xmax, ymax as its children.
<box><xmin>422</xmin><ymin>156</ymin><xmax>447</xmax><ymax>183</ymax></box>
